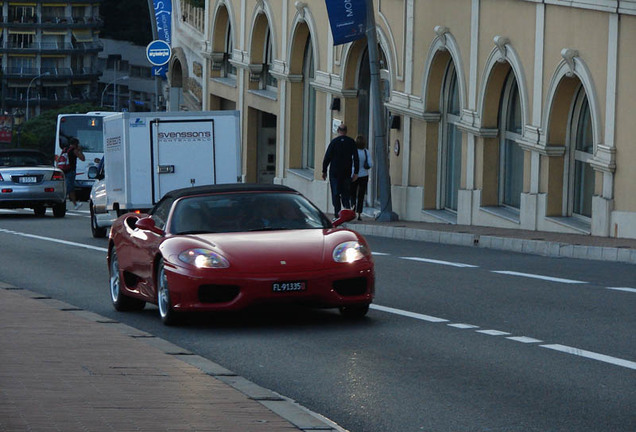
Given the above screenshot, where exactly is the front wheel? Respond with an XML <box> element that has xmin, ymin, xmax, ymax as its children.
<box><xmin>90</xmin><ymin>203</ymin><xmax>107</xmax><ymax>238</ymax></box>
<box><xmin>109</xmin><ymin>248</ymin><xmax>145</xmax><ymax>311</ymax></box>
<box><xmin>157</xmin><ymin>258</ymin><xmax>182</xmax><ymax>326</ymax></box>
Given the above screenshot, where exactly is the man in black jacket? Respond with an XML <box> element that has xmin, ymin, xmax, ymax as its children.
<box><xmin>322</xmin><ymin>124</ymin><xmax>359</xmax><ymax>217</ymax></box>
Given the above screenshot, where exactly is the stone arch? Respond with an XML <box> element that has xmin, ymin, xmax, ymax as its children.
<box><xmin>544</xmin><ymin>53</ymin><xmax>602</xmax><ymax>153</ymax></box>
<box><xmin>288</xmin><ymin>5</ymin><xmax>319</xmax><ymax>73</ymax></box>
<box><xmin>247</xmin><ymin>1</ymin><xmax>277</xmax><ymax>64</ymax></box>
<box><xmin>286</xmin><ymin>18</ymin><xmax>315</xmax><ymax>170</ymax></box>
<box><xmin>169</xmin><ymin>46</ymin><xmax>186</xmax><ymax>88</ymax></box>
<box><xmin>210</xmin><ymin>1</ymin><xmax>236</xmax><ymax>53</ymax></box>
<box><xmin>375</xmin><ymin>15</ymin><xmax>399</xmax><ymax>83</ymax></box>
<box><xmin>421</xmin><ymin>27</ymin><xmax>467</xmax><ymax>114</ymax></box>
<box><xmin>168</xmin><ymin>48</ymin><xmax>185</xmax><ymax>111</ymax></box>
<box><xmin>340</xmin><ymin>28</ymin><xmax>393</xmax><ymax>93</ymax></box>
<box><xmin>541</xmin><ymin>53</ymin><xmax>605</xmax><ymax>217</ymax></box>
<box><xmin>475</xmin><ymin>39</ymin><xmax>530</xmax><ymax>208</ymax></box>
<box><xmin>419</xmin><ymin>29</ymin><xmax>468</xmax><ymax>211</ymax></box>
<box><xmin>477</xmin><ymin>38</ymin><xmax>529</xmax><ymax>132</ymax></box>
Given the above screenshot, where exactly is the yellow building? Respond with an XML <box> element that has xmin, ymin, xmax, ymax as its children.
<box><xmin>169</xmin><ymin>0</ymin><xmax>636</xmax><ymax>239</ymax></box>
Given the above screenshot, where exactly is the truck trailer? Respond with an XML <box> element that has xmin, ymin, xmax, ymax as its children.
<box><xmin>89</xmin><ymin>110</ymin><xmax>242</xmax><ymax>237</ymax></box>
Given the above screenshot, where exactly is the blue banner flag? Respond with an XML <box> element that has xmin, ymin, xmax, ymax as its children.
<box><xmin>324</xmin><ymin>0</ymin><xmax>367</xmax><ymax>46</ymax></box>
<box><xmin>152</xmin><ymin>0</ymin><xmax>172</xmax><ymax>77</ymax></box>
<box><xmin>153</xmin><ymin>0</ymin><xmax>172</xmax><ymax>44</ymax></box>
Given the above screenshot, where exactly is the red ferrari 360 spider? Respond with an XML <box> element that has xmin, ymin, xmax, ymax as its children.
<box><xmin>107</xmin><ymin>184</ymin><xmax>374</xmax><ymax>325</ymax></box>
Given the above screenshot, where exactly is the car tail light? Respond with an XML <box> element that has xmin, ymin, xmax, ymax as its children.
<box><xmin>2</xmin><ymin>188</ymin><xmax>12</xmax><ymax>193</ymax></box>
<box><xmin>52</xmin><ymin>171</ymin><xmax>64</xmax><ymax>181</ymax></box>
<box><xmin>45</xmin><ymin>187</ymin><xmax>55</xmax><ymax>192</ymax></box>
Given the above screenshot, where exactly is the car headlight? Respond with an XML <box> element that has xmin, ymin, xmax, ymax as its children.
<box><xmin>333</xmin><ymin>241</ymin><xmax>369</xmax><ymax>263</ymax></box>
<box><xmin>178</xmin><ymin>248</ymin><xmax>229</xmax><ymax>268</ymax></box>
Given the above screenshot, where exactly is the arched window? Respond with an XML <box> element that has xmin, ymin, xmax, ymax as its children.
<box><xmin>223</xmin><ymin>21</ymin><xmax>236</xmax><ymax>78</ymax></box>
<box><xmin>301</xmin><ymin>38</ymin><xmax>315</xmax><ymax>169</ymax></box>
<box><xmin>499</xmin><ymin>72</ymin><xmax>524</xmax><ymax>209</ymax></box>
<box><xmin>440</xmin><ymin>61</ymin><xmax>462</xmax><ymax>211</ymax></box>
<box><xmin>262</xmin><ymin>27</ymin><xmax>277</xmax><ymax>90</ymax></box>
<box><xmin>568</xmin><ymin>86</ymin><xmax>594</xmax><ymax>218</ymax></box>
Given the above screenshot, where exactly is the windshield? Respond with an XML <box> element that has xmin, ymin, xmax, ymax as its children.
<box><xmin>0</xmin><ymin>151</ymin><xmax>52</xmax><ymax>167</ymax></box>
<box><xmin>170</xmin><ymin>192</ymin><xmax>331</xmax><ymax>234</ymax></box>
<box><xmin>58</xmin><ymin>115</ymin><xmax>104</xmax><ymax>153</ymax></box>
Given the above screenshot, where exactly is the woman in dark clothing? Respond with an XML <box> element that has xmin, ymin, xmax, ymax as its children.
<box><xmin>350</xmin><ymin>135</ymin><xmax>373</xmax><ymax>221</ymax></box>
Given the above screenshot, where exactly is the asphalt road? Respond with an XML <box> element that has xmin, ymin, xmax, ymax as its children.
<box><xmin>0</xmin><ymin>208</ymin><xmax>634</xmax><ymax>432</ymax></box>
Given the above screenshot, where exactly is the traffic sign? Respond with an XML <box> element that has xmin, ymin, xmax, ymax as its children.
<box><xmin>152</xmin><ymin>66</ymin><xmax>168</xmax><ymax>78</ymax></box>
<box><xmin>146</xmin><ymin>40</ymin><xmax>172</xmax><ymax>66</ymax></box>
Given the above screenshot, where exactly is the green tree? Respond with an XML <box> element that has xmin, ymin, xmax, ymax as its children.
<box><xmin>16</xmin><ymin>103</ymin><xmax>101</xmax><ymax>157</ymax></box>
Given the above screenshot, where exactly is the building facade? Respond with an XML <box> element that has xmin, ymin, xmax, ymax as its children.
<box><xmin>0</xmin><ymin>0</ymin><xmax>103</xmax><ymax>119</ymax></box>
<box><xmin>98</xmin><ymin>39</ymin><xmax>161</xmax><ymax>112</ymax></box>
<box><xmin>168</xmin><ymin>0</ymin><xmax>636</xmax><ymax>239</ymax></box>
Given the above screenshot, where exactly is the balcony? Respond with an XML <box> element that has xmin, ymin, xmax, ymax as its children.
<box><xmin>0</xmin><ymin>40</ymin><xmax>103</xmax><ymax>54</ymax></box>
<box><xmin>3</xmin><ymin>93</ymin><xmax>99</xmax><ymax>109</ymax></box>
<box><xmin>3</xmin><ymin>67</ymin><xmax>102</xmax><ymax>79</ymax></box>
<box><xmin>2</xmin><ymin>15</ymin><xmax>103</xmax><ymax>29</ymax></box>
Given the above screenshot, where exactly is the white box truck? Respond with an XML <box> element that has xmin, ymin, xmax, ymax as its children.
<box><xmin>89</xmin><ymin>110</ymin><xmax>241</xmax><ymax>237</ymax></box>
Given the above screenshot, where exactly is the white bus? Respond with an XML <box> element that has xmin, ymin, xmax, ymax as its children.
<box><xmin>54</xmin><ymin>112</ymin><xmax>115</xmax><ymax>200</ymax></box>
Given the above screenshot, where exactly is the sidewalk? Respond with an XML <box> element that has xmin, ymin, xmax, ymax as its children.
<box><xmin>0</xmin><ymin>283</ymin><xmax>343</xmax><ymax>432</ymax></box>
<box><xmin>344</xmin><ymin>216</ymin><xmax>636</xmax><ymax>264</ymax></box>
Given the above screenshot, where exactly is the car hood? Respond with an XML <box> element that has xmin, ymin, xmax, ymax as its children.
<box><xmin>191</xmin><ymin>229</ymin><xmax>348</xmax><ymax>273</ymax></box>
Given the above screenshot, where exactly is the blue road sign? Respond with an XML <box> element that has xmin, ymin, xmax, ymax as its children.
<box><xmin>152</xmin><ymin>65</ymin><xmax>168</xmax><ymax>79</ymax></box>
<box><xmin>146</xmin><ymin>40</ymin><xmax>172</xmax><ymax>66</ymax></box>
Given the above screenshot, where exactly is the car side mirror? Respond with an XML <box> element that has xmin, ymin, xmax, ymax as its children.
<box><xmin>135</xmin><ymin>217</ymin><xmax>164</xmax><ymax>235</ymax></box>
<box><xmin>332</xmin><ymin>209</ymin><xmax>356</xmax><ymax>227</ymax></box>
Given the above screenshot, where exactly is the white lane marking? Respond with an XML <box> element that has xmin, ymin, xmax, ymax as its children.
<box><xmin>371</xmin><ymin>304</ymin><xmax>635</xmax><ymax>370</ymax></box>
<box><xmin>607</xmin><ymin>287</ymin><xmax>636</xmax><ymax>293</ymax></box>
<box><xmin>372</xmin><ymin>252</ymin><xmax>390</xmax><ymax>256</ymax></box>
<box><xmin>541</xmin><ymin>344</ymin><xmax>636</xmax><ymax>370</ymax></box>
<box><xmin>401</xmin><ymin>257</ymin><xmax>478</xmax><ymax>268</ymax></box>
<box><xmin>0</xmin><ymin>209</ymin><xmax>88</xmax><ymax>218</ymax></box>
<box><xmin>507</xmin><ymin>336</ymin><xmax>543</xmax><ymax>344</ymax></box>
<box><xmin>448</xmin><ymin>323</ymin><xmax>479</xmax><ymax>329</ymax></box>
<box><xmin>491</xmin><ymin>270</ymin><xmax>587</xmax><ymax>284</ymax></box>
<box><xmin>0</xmin><ymin>228</ymin><xmax>108</xmax><ymax>252</ymax></box>
<box><xmin>369</xmin><ymin>304</ymin><xmax>448</xmax><ymax>323</ymax></box>
<box><xmin>476</xmin><ymin>329</ymin><xmax>511</xmax><ymax>336</ymax></box>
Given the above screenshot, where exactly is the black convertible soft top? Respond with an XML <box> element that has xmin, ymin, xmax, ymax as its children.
<box><xmin>160</xmin><ymin>183</ymin><xmax>297</xmax><ymax>201</ymax></box>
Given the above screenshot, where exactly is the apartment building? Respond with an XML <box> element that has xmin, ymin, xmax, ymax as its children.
<box><xmin>168</xmin><ymin>0</ymin><xmax>636</xmax><ymax>239</ymax></box>
<box><xmin>98</xmin><ymin>38</ymin><xmax>162</xmax><ymax>112</ymax></box>
<box><xmin>0</xmin><ymin>0</ymin><xmax>103</xmax><ymax>119</ymax></box>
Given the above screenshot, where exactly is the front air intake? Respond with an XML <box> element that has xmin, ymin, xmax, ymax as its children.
<box><xmin>333</xmin><ymin>277</ymin><xmax>367</xmax><ymax>296</ymax></box>
<box><xmin>198</xmin><ymin>284</ymin><xmax>240</xmax><ymax>303</ymax></box>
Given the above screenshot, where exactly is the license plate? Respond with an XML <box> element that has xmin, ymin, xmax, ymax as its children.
<box><xmin>272</xmin><ymin>281</ymin><xmax>306</xmax><ymax>292</ymax></box>
<box><xmin>19</xmin><ymin>176</ymin><xmax>37</xmax><ymax>183</ymax></box>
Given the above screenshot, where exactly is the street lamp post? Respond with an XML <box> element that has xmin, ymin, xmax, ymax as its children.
<box><xmin>365</xmin><ymin>0</ymin><xmax>398</xmax><ymax>221</ymax></box>
<box><xmin>101</xmin><ymin>76</ymin><xmax>129</xmax><ymax>109</ymax></box>
<box><xmin>26</xmin><ymin>72</ymin><xmax>50</xmax><ymax>121</ymax></box>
